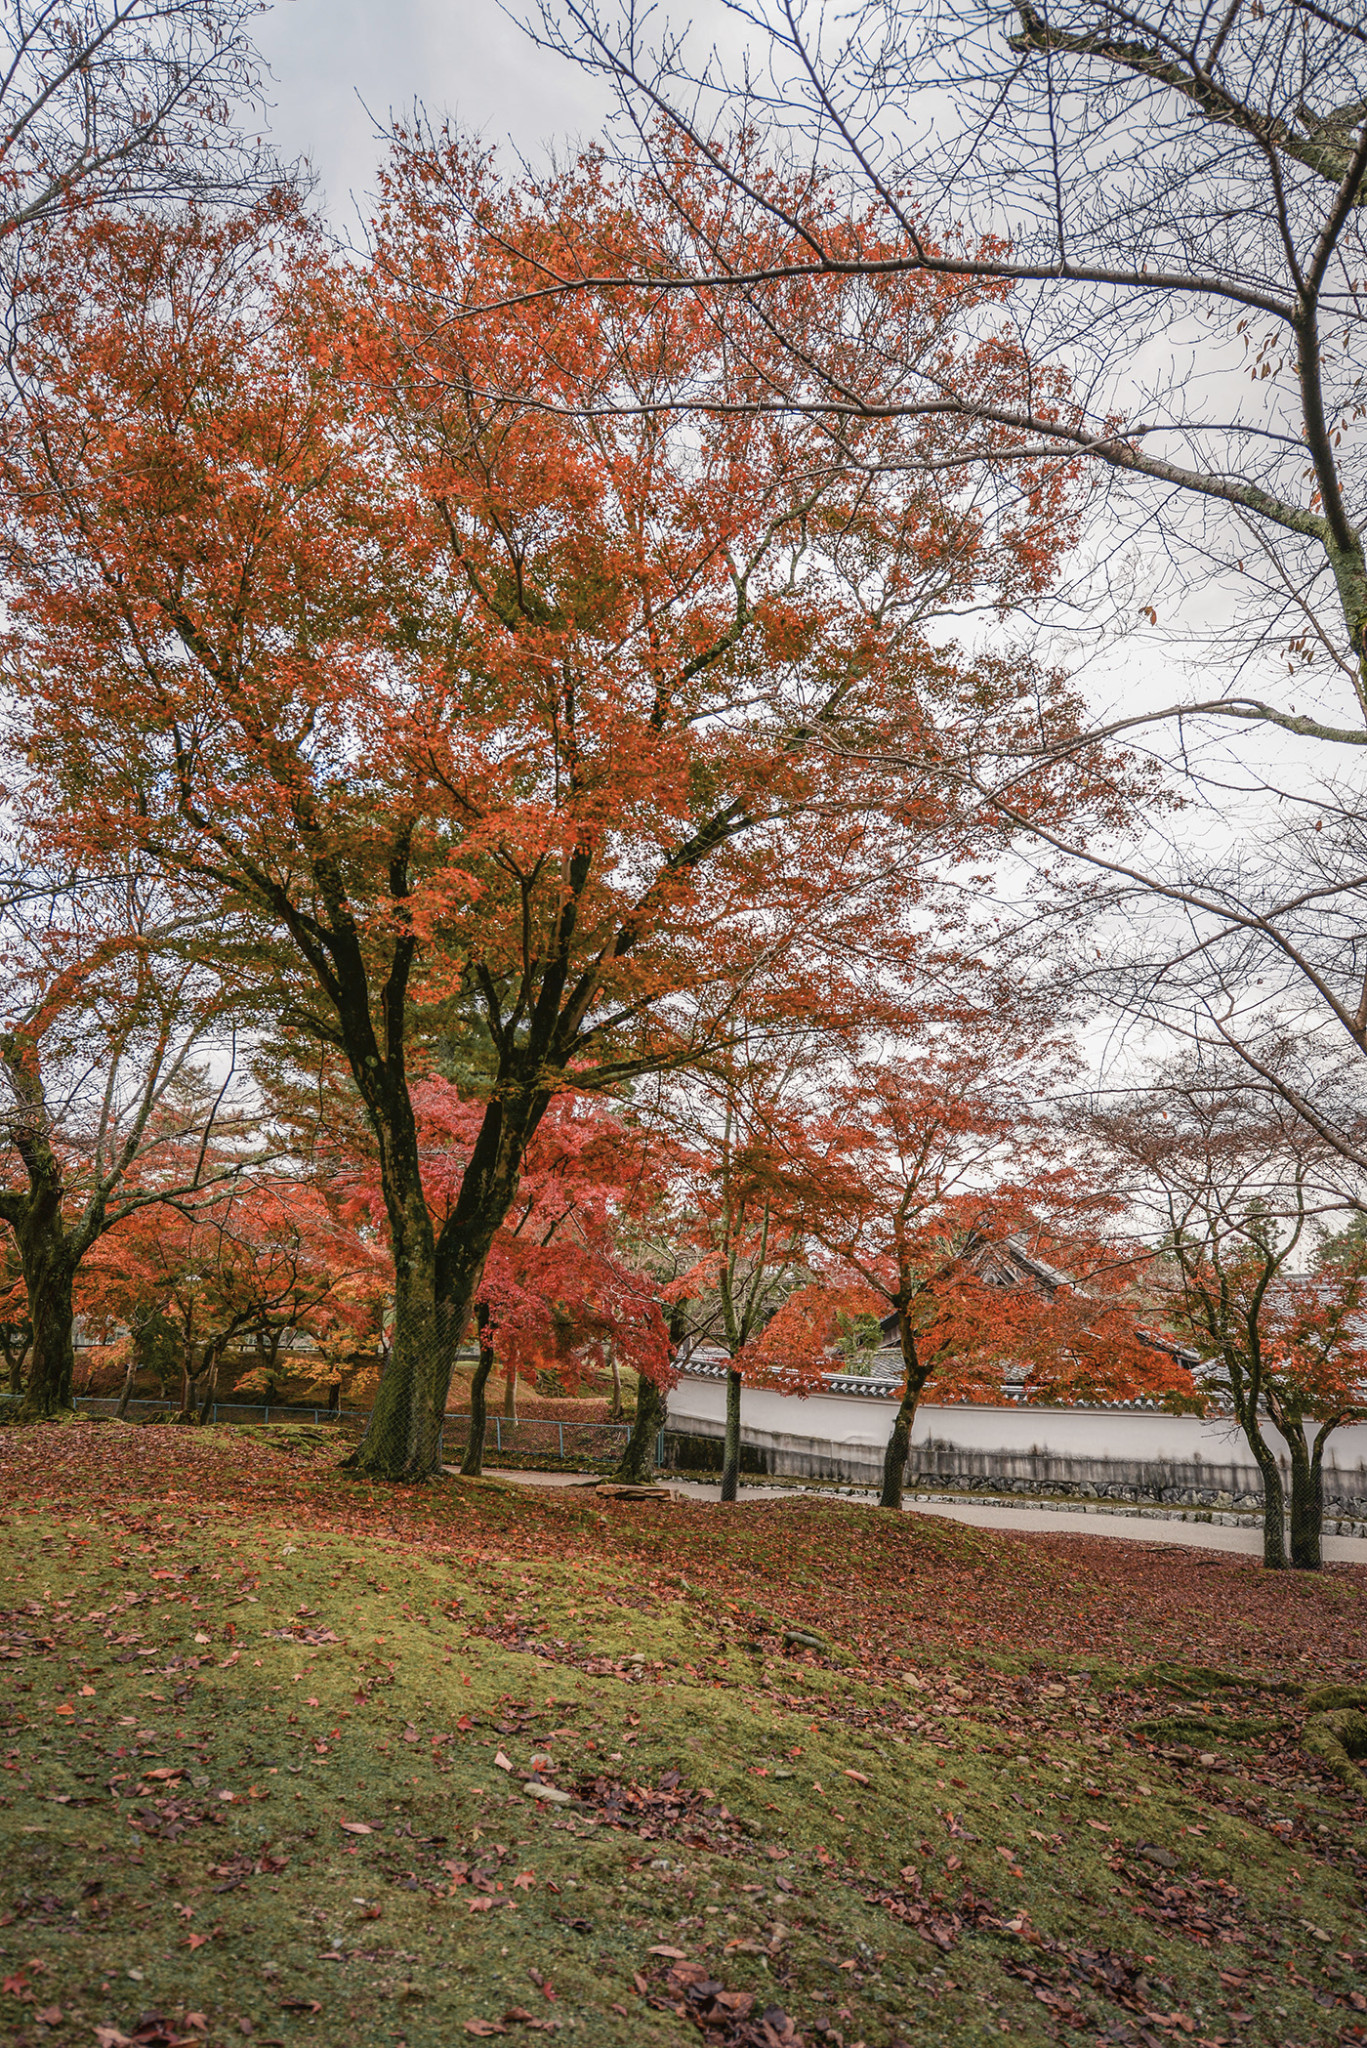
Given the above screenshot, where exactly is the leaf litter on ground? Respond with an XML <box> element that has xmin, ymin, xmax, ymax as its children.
<box><xmin>0</xmin><ymin>1418</ymin><xmax>1363</xmax><ymax>2048</ymax></box>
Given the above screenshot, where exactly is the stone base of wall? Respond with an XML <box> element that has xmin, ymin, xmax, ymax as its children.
<box><xmin>910</xmin><ymin>1469</ymin><xmax>1266</xmax><ymax>1511</ymax></box>
<box><xmin>661</xmin><ymin>1420</ymin><xmax>1367</xmax><ymax>1514</ymax></box>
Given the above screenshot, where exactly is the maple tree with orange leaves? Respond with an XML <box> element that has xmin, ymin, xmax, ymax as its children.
<box><xmin>85</xmin><ymin>1173</ymin><xmax>389</xmax><ymax>1421</ymax></box>
<box><xmin>739</xmin><ymin>1032</ymin><xmax>1189</xmax><ymax>1508</ymax></box>
<box><xmin>0</xmin><ymin>138</ymin><xmax>1109</xmax><ymax>1478</ymax></box>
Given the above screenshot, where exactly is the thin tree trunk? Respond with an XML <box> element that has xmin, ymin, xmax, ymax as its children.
<box><xmin>16</xmin><ymin>1248</ymin><xmax>77</xmax><ymax>1421</ymax></box>
<box><xmin>608</xmin><ymin>1345</ymin><xmax>623</xmax><ymax>1421</ymax></box>
<box><xmin>880</xmin><ymin>1384</ymin><xmax>917</xmax><ymax>1510</ymax></box>
<box><xmin>196</xmin><ymin>1343</ymin><xmax>222</xmax><ymax>1426</ymax></box>
<box><xmin>503</xmin><ymin>1364</ymin><xmax>517</xmax><ymax>1422</ymax></box>
<box><xmin>880</xmin><ymin>1314</ymin><xmax>927</xmax><ymax>1512</ymax></box>
<box><xmin>460</xmin><ymin>1306</ymin><xmax>496</xmax><ymax>1479</ymax></box>
<box><xmin>6</xmin><ymin>1331</ymin><xmax>31</xmax><ymax>1399</ymax></box>
<box><xmin>614</xmin><ymin>1373</ymin><xmax>666</xmax><ymax>1483</ymax></box>
<box><xmin>719</xmin><ymin>1367</ymin><xmax>743</xmax><ymax>1502</ymax></box>
<box><xmin>177</xmin><ymin>1351</ymin><xmax>198</xmax><ymax>1423</ymax></box>
<box><xmin>115</xmin><ymin>1355</ymin><xmax>137</xmax><ymax>1419</ymax></box>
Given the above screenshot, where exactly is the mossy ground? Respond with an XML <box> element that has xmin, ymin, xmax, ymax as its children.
<box><xmin>1</xmin><ymin>1420</ymin><xmax>1364</xmax><ymax>2048</ymax></box>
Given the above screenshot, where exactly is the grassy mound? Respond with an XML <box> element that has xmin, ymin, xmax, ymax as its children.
<box><xmin>0</xmin><ymin>1423</ymin><xmax>1364</xmax><ymax>2048</ymax></box>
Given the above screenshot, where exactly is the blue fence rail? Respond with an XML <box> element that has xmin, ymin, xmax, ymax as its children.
<box><xmin>72</xmin><ymin>1397</ymin><xmax>652</xmax><ymax>1467</ymax></box>
<box><xmin>75</xmin><ymin>1397</ymin><xmax>371</xmax><ymax>1426</ymax></box>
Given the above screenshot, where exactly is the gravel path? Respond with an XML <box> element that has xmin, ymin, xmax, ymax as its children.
<box><xmin>484</xmin><ymin>1467</ymin><xmax>1367</xmax><ymax>1563</ymax></box>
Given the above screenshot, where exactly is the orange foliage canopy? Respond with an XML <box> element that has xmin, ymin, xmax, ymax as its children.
<box><xmin>0</xmin><ymin>140</ymin><xmax>1100</xmax><ymax>1475</ymax></box>
<box><xmin>84</xmin><ymin>1175</ymin><xmax>390</xmax><ymax>1409</ymax></box>
<box><xmin>737</xmin><ymin>1041</ymin><xmax>1192</xmax><ymax>1415</ymax></box>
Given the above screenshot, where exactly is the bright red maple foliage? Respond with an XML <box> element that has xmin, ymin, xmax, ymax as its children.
<box><xmin>407</xmin><ymin>1083</ymin><xmax>669</xmax><ymax>1387</ymax></box>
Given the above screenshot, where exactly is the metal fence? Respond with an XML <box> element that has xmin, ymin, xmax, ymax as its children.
<box><xmin>73</xmin><ymin>1397</ymin><xmax>653</xmax><ymax>1469</ymax></box>
<box><xmin>75</xmin><ymin>1397</ymin><xmax>367</xmax><ymax>1426</ymax></box>
<box><xmin>442</xmin><ymin>1415</ymin><xmax>640</xmax><ymax>1465</ymax></box>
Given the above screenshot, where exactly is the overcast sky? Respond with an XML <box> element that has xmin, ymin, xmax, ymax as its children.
<box><xmin>254</xmin><ymin>1</ymin><xmax>712</xmax><ymax>216</ymax></box>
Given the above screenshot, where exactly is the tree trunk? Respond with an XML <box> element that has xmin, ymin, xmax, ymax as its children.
<box><xmin>1245</xmin><ymin>1429</ymin><xmax>1288</xmax><ymax>1570</ymax></box>
<box><xmin>880</xmin><ymin>1314</ymin><xmax>927</xmax><ymax>1512</ymax></box>
<box><xmin>614</xmin><ymin>1373</ymin><xmax>666</xmax><ymax>1483</ymax></box>
<box><xmin>5</xmin><ymin>1330</ymin><xmax>31</xmax><ymax>1399</ymax></box>
<box><xmin>347</xmin><ymin>1209</ymin><xmax>455</xmax><ymax>1482</ymax></box>
<box><xmin>608</xmin><ymin>1346</ymin><xmax>623</xmax><ymax>1421</ymax></box>
<box><xmin>347</xmin><ymin>1122</ymin><xmax>529</xmax><ymax>1482</ymax></box>
<box><xmin>196</xmin><ymin>1343</ymin><xmax>222</xmax><ymax>1425</ymax></box>
<box><xmin>503</xmin><ymin>1364</ymin><xmax>517</xmax><ymax>1422</ymax></box>
<box><xmin>1287</xmin><ymin>1422</ymin><xmax>1325</xmax><ymax>1571</ymax></box>
<box><xmin>460</xmin><ymin>1307</ymin><xmax>496</xmax><ymax>1479</ymax></box>
<box><xmin>115</xmin><ymin>1355</ymin><xmax>137</xmax><ymax>1418</ymax></box>
<box><xmin>177</xmin><ymin>1347</ymin><xmax>205</xmax><ymax>1423</ymax></box>
<box><xmin>880</xmin><ymin>1385</ymin><xmax>916</xmax><ymax>1510</ymax></box>
<box><xmin>719</xmin><ymin>1367</ymin><xmax>743</xmax><ymax>1502</ymax></box>
<box><xmin>343</xmin><ymin>1067</ymin><xmax>546</xmax><ymax>1483</ymax></box>
<box><xmin>15</xmin><ymin>1245</ymin><xmax>77</xmax><ymax>1421</ymax></box>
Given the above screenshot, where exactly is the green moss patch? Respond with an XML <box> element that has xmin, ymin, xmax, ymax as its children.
<box><xmin>0</xmin><ymin>1430</ymin><xmax>1364</xmax><ymax>2047</ymax></box>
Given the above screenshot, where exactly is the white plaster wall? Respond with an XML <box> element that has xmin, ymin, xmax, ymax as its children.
<box><xmin>669</xmin><ymin>1377</ymin><xmax>893</xmax><ymax>1452</ymax></box>
<box><xmin>665</xmin><ymin>1372</ymin><xmax>1367</xmax><ymax>1477</ymax></box>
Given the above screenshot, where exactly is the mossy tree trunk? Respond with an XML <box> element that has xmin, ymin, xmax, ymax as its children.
<box><xmin>1284</xmin><ymin>1413</ymin><xmax>1334</xmax><ymax>1571</ymax></box>
<box><xmin>1245</xmin><ymin>1428</ymin><xmax>1288</xmax><ymax>1569</ymax></box>
<box><xmin>614</xmin><ymin>1299</ymin><xmax>684</xmax><ymax>1484</ymax></box>
<box><xmin>1</xmin><ymin>1042</ymin><xmax>83</xmax><ymax>1422</ymax></box>
<box><xmin>347</xmin><ymin>1067</ymin><xmax>548</xmax><ymax>1483</ymax></box>
<box><xmin>347</xmin><ymin>1171</ymin><xmax>453</xmax><ymax>1480</ymax></box>
<box><xmin>614</xmin><ymin>1373</ymin><xmax>667</xmax><ymax>1483</ymax></box>
<box><xmin>15</xmin><ymin>1243</ymin><xmax>77</xmax><ymax>1421</ymax></box>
